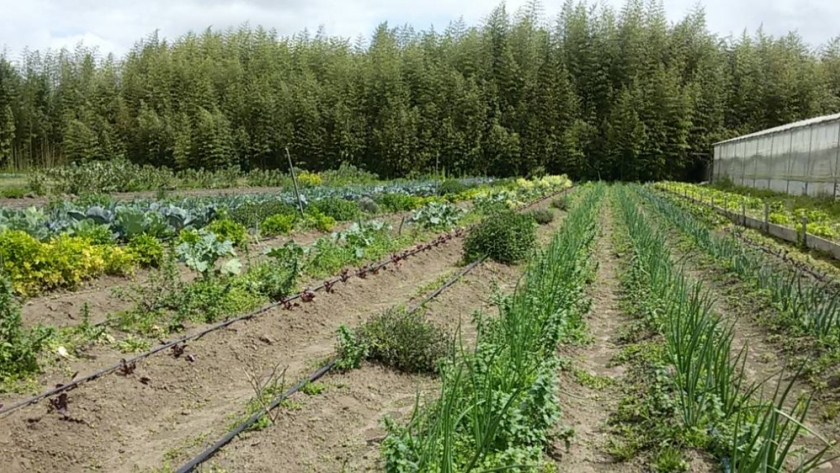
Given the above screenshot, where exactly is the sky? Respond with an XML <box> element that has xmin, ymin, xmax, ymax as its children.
<box><xmin>1</xmin><ymin>0</ymin><xmax>838</xmax><ymax>58</ymax></box>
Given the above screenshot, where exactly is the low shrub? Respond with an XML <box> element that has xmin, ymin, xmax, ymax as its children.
<box><xmin>342</xmin><ymin>308</ymin><xmax>452</xmax><ymax>374</ymax></box>
<box><xmin>128</xmin><ymin>234</ymin><xmax>165</xmax><ymax>267</ymax></box>
<box><xmin>261</xmin><ymin>214</ymin><xmax>296</xmax><ymax>236</ymax></box>
<box><xmin>463</xmin><ymin>211</ymin><xmax>536</xmax><ymax>263</ymax></box>
<box><xmin>551</xmin><ymin>196</ymin><xmax>569</xmax><ymax>211</ymax></box>
<box><xmin>228</xmin><ymin>201</ymin><xmax>297</xmax><ymax>229</ymax></box>
<box><xmin>438</xmin><ymin>179</ymin><xmax>468</xmax><ymax>196</ymax></box>
<box><xmin>309</xmin><ymin>198</ymin><xmax>361</xmax><ymax>221</ymax></box>
<box><xmin>207</xmin><ymin>218</ymin><xmax>248</xmax><ymax>247</ymax></box>
<box><xmin>358</xmin><ymin>197</ymin><xmax>379</xmax><ymax>214</ymax></box>
<box><xmin>530</xmin><ymin>209</ymin><xmax>554</xmax><ymax>225</ymax></box>
<box><xmin>376</xmin><ymin>193</ymin><xmax>424</xmax><ymax>212</ymax></box>
<box><xmin>0</xmin><ymin>275</ymin><xmax>50</xmax><ymax>385</ymax></box>
<box><xmin>0</xmin><ymin>230</ymin><xmax>136</xmax><ymax>295</ymax></box>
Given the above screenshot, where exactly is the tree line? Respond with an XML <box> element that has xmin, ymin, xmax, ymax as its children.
<box><xmin>1</xmin><ymin>0</ymin><xmax>839</xmax><ymax>182</ymax></box>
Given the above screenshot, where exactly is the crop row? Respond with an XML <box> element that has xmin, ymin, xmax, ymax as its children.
<box><xmin>0</xmin><ymin>175</ymin><xmax>571</xmax><ymax>295</ymax></box>
<box><xmin>613</xmin><ymin>184</ymin><xmax>829</xmax><ymax>471</ymax></box>
<box><xmin>0</xmin><ymin>183</ymin><xmax>568</xmax><ymax>413</ymax></box>
<box><xmin>379</xmin><ymin>183</ymin><xmax>602</xmax><ymax>470</ymax></box>
<box><xmin>657</xmin><ymin>181</ymin><xmax>840</xmax><ymax>241</ymax></box>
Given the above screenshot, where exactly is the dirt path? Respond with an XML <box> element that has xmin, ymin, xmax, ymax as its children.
<box><xmin>552</xmin><ymin>199</ymin><xmax>637</xmax><ymax>473</ymax></box>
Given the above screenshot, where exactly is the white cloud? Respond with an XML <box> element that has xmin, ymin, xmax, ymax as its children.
<box><xmin>1</xmin><ymin>0</ymin><xmax>838</xmax><ymax>59</ymax></box>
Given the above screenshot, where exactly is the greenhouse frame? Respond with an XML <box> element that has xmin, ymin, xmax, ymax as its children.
<box><xmin>712</xmin><ymin>113</ymin><xmax>840</xmax><ymax>197</ymax></box>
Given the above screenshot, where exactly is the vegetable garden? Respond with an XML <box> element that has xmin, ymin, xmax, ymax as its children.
<box><xmin>3</xmin><ymin>179</ymin><xmax>840</xmax><ymax>473</ymax></box>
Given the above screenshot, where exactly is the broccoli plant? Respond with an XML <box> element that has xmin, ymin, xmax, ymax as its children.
<box><xmin>176</xmin><ymin>230</ymin><xmax>241</xmax><ymax>279</ymax></box>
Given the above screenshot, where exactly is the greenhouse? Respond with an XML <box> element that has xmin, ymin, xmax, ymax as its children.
<box><xmin>712</xmin><ymin>113</ymin><xmax>840</xmax><ymax>197</ymax></box>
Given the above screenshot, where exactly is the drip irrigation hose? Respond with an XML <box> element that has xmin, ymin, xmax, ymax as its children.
<box><xmin>175</xmin><ymin>255</ymin><xmax>489</xmax><ymax>473</ymax></box>
<box><xmin>0</xmin><ymin>188</ymin><xmax>565</xmax><ymax>418</ymax></box>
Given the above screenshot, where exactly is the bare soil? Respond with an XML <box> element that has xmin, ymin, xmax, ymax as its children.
<box><xmin>181</xmin><ymin>206</ymin><xmax>564</xmax><ymax>473</ymax></box>
<box><xmin>0</xmin><ymin>199</ymin><xmax>560</xmax><ymax>473</ymax></box>
<box><xmin>551</xmin><ymin>200</ymin><xmax>642</xmax><ymax>472</ymax></box>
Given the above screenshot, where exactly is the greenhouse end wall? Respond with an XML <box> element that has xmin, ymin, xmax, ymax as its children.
<box><xmin>712</xmin><ymin>114</ymin><xmax>840</xmax><ymax>197</ymax></box>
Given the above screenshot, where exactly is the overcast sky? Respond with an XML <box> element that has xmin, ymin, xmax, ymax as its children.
<box><xmin>1</xmin><ymin>0</ymin><xmax>838</xmax><ymax>58</ymax></box>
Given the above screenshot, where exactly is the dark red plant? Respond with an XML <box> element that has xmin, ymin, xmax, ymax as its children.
<box><xmin>301</xmin><ymin>290</ymin><xmax>315</xmax><ymax>302</ymax></box>
<box><xmin>324</xmin><ymin>280</ymin><xmax>335</xmax><ymax>293</ymax></box>
<box><xmin>119</xmin><ymin>359</ymin><xmax>136</xmax><ymax>376</ymax></box>
<box><xmin>49</xmin><ymin>392</ymin><xmax>69</xmax><ymax>416</ymax></box>
<box><xmin>340</xmin><ymin>269</ymin><xmax>350</xmax><ymax>282</ymax></box>
<box><xmin>171</xmin><ymin>344</ymin><xmax>186</xmax><ymax>358</ymax></box>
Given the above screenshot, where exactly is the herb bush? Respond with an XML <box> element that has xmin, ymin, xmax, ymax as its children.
<box><xmin>463</xmin><ymin>210</ymin><xmax>536</xmax><ymax>263</ymax></box>
<box><xmin>530</xmin><ymin>209</ymin><xmax>554</xmax><ymax>225</ymax></box>
<box><xmin>308</xmin><ymin>198</ymin><xmax>361</xmax><ymax>221</ymax></box>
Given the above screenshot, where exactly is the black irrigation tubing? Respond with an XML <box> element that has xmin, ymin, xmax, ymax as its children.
<box><xmin>175</xmin><ymin>255</ymin><xmax>490</xmax><ymax>473</ymax></box>
<box><xmin>0</xmin><ymin>189</ymin><xmax>564</xmax><ymax>419</ymax></box>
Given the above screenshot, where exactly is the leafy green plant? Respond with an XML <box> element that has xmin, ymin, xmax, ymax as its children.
<box><xmin>376</xmin><ymin>193</ymin><xmax>423</xmax><ymax>212</ymax></box>
<box><xmin>0</xmin><ymin>275</ymin><xmax>50</xmax><ymax>386</ymax></box>
<box><xmin>302</xmin><ymin>209</ymin><xmax>336</xmax><ymax>232</ymax></box>
<box><xmin>355</xmin><ymin>308</ymin><xmax>452</xmax><ymax>374</ymax></box>
<box><xmin>260</xmin><ymin>213</ymin><xmax>296</xmax><ymax>236</ymax></box>
<box><xmin>0</xmin><ymin>186</ymin><xmax>27</xmax><ymax>199</ymax></box>
<box><xmin>358</xmin><ymin>197</ymin><xmax>379</xmax><ymax>214</ymax></box>
<box><xmin>410</xmin><ymin>202</ymin><xmax>464</xmax><ymax>229</ymax></box>
<box><xmin>529</xmin><ymin>209</ymin><xmax>554</xmax><ymax>225</ymax></box>
<box><xmin>308</xmin><ymin>198</ymin><xmax>361</xmax><ymax>221</ymax></box>
<box><xmin>207</xmin><ymin>218</ymin><xmax>248</xmax><ymax>247</ymax></box>
<box><xmin>551</xmin><ymin>196</ymin><xmax>569</xmax><ymax>211</ymax></box>
<box><xmin>335</xmin><ymin>324</ymin><xmax>366</xmax><ymax>371</ymax></box>
<box><xmin>463</xmin><ymin>210</ymin><xmax>536</xmax><ymax>263</ymax></box>
<box><xmin>246</xmin><ymin>242</ymin><xmax>302</xmax><ymax>301</ymax></box>
<box><xmin>228</xmin><ymin>201</ymin><xmax>297</xmax><ymax>229</ymax></box>
<box><xmin>128</xmin><ymin>234</ymin><xmax>165</xmax><ymax>267</ymax></box>
<box><xmin>176</xmin><ymin>230</ymin><xmax>240</xmax><ymax>278</ymax></box>
<box><xmin>439</xmin><ymin>179</ymin><xmax>468</xmax><ymax>196</ymax></box>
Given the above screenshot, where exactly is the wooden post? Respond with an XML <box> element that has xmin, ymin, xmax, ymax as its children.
<box><xmin>724</xmin><ymin>196</ymin><xmax>728</xmax><ymax>218</ymax></box>
<box><xmin>741</xmin><ymin>202</ymin><xmax>746</xmax><ymax>226</ymax></box>
<box><xmin>286</xmin><ymin>147</ymin><xmax>305</xmax><ymax>216</ymax></box>
<box><xmin>764</xmin><ymin>202</ymin><xmax>770</xmax><ymax>233</ymax></box>
<box><xmin>801</xmin><ymin>216</ymin><xmax>808</xmax><ymax>249</ymax></box>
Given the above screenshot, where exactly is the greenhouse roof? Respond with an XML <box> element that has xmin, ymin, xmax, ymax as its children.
<box><xmin>714</xmin><ymin>113</ymin><xmax>840</xmax><ymax>146</ymax></box>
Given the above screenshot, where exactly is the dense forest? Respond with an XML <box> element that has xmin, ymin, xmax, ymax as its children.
<box><xmin>1</xmin><ymin>0</ymin><xmax>839</xmax><ymax>181</ymax></box>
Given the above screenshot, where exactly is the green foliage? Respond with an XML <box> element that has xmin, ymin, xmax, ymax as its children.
<box><xmin>206</xmin><ymin>218</ymin><xmax>247</xmax><ymax>247</ymax></box>
<box><xmin>175</xmin><ymin>230</ymin><xmax>239</xmax><ymax>278</ymax></box>
<box><xmin>302</xmin><ymin>209</ymin><xmax>336</xmax><ymax>232</ymax></box>
<box><xmin>438</xmin><ymin>179</ymin><xmax>468</xmax><ymax>196</ymax></box>
<box><xmin>260</xmin><ymin>213</ymin><xmax>296</xmax><ymax>236</ymax></box>
<box><xmin>128</xmin><ymin>234</ymin><xmax>165</xmax><ymax>267</ymax></box>
<box><xmin>0</xmin><ymin>230</ymin><xmax>136</xmax><ymax>295</ymax></box>
<box><xmin>228</xmin><ymin>201</ymin><xmax>297</xmax><ymax>229</ymax></box>
<box><xmin>0</xmin><ymin>186</ymin><xmax>26</xmax><ymax>198</ymax></box>
<box><xmin>529</xmin><ymin>209</ymin><xmax>554</xmax><ymax>225</ymax></box>
<box><xmin>246</xmin><ymin>242</ymin><xmax>302</xmax><ymax>301</ymax></box>
<box><xmin>463</xmin><ymin>211</ymin><xmax>536</xmax><ymax>263</ymax></box>
<box><xmin>551</xmin><ymin>196</ymin><xmax>569</xmax><ymax>211</ymax></box>
<box><xmin>357</xmin><ymin>197</ymin><xmax>379</xmax><ymax>214</ymax></box>
<box><xmin>354</xmin><ymin>308</ymin><xmax>452</xmax><ymax>374</ymax></box>
<box><xmin>308</xmin><ymin>198</ymin><xmax>361</xmax><ymax>221</ymax></box>
<box><xmin>0</xmin><ymin>275</ymin><xmax>50</xmax><ymax>386</ymax></box>
<box><xmin>376</xmin><ymin>193</ymin><xmax>423</xmax><ymax>212</ymax></box>
<box><xmin>410</xmin><ymin>202</ymin><xmax>464</xmax><ymax>229</ymax></box>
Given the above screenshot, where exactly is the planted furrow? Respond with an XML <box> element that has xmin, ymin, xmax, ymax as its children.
<box><xmin>380</xmin><ymin>184</ymin><xmax>603</xmax><ymax>471</ymax></box>
<box><xmin>611</xmin><ymin>184</ymin><xmax>831</xmax><ymax>471</ymax></box>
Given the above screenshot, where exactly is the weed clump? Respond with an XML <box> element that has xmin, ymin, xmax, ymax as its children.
<box><xmin>463</xmin><ymin>210</ymin><xmax>536</xmax><ymax>263</ymax></box>
<box><xmin>551</xmin><ymin>196</ymin><xmax>569</xmax><ymax>211</ymax></box>
<box><xmin>336</xmin><ymin>308</ymin><xmax>452</xmax><ymax>374</ymax></box>
<box><xmin>438</xmin><ymin>179</ymin><xmax>468</xmax><ymax>196</ymax></box>
<box><xmin>530</xmin><ymin>209</ymin><xmax>554</xmax><ymax>225</ymax></box>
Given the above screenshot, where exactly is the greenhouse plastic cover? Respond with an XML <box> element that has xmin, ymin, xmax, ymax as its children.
<box><xmin>713</xmin><ymin>114</ymin><xmax>840</xmax><ymax>197</ymax></box>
